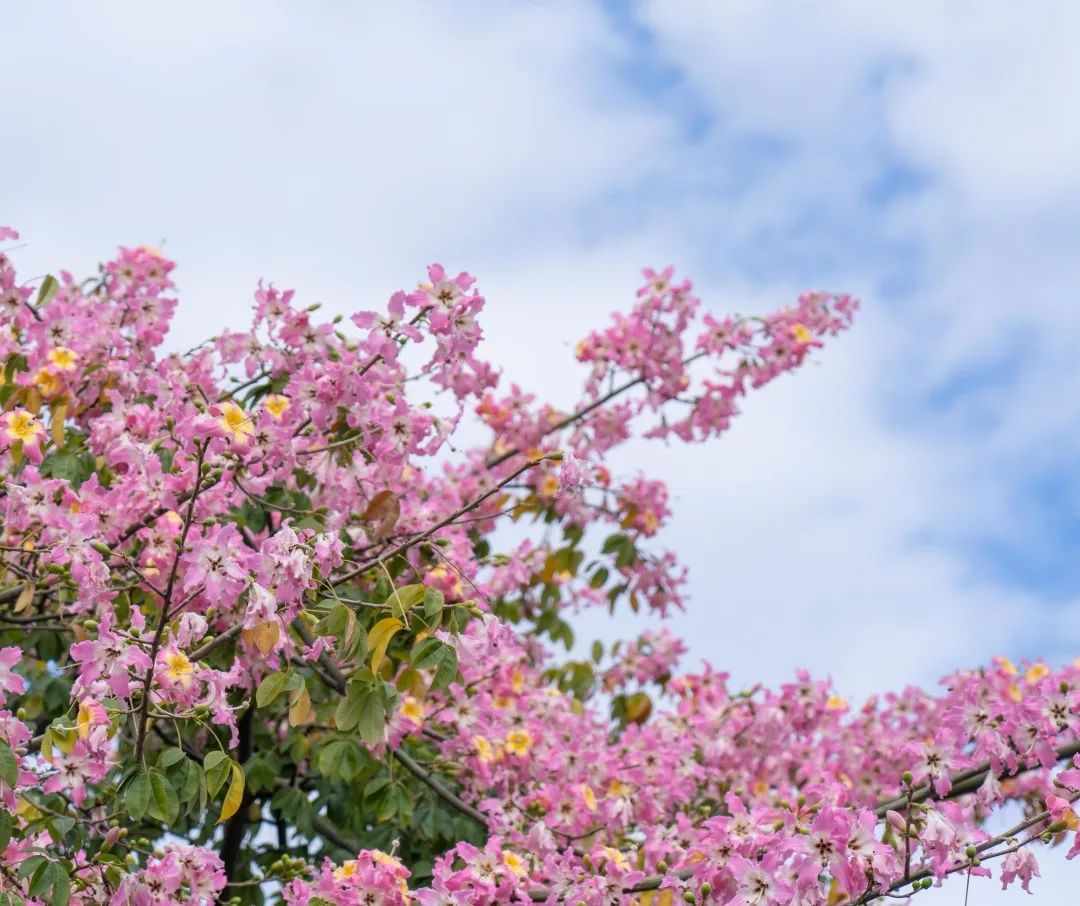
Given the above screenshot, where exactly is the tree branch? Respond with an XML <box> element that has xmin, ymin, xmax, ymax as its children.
<box><xmin>333</xmin><ymin>452</ymin><xmax>559</xmax><ymax>587</ymax></box>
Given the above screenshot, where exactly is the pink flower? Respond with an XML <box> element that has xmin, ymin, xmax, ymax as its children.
<box><xmin>1000</xmin><ymin>847</ymin><xmax>1040</xmax><ymax>892</ymax></box>
<box><xmin>0</xmin><ymin>409</ymin><xmax>45</xmax><ymax>463</ymax></box>
<box><xmin>0</xmin><ymin>648</ymin><xmax>24</xmax><ymax>697</ymax></box>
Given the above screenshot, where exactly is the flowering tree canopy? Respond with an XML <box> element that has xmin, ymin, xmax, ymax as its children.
<box><xmin>0</xmin><ymin>225</ymin><xmax>1076</xmax><ymax>905</ymax></box>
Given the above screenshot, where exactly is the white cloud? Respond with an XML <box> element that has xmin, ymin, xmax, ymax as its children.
<box><xmin>5</xmin><ymin>3</ymin><xmax>1080</xmax><ymax>899</ymax></box>
<box><xmin>5</xmin><ymin>0</ymin><xmax>676</xmax><ymax>348</ymax></box>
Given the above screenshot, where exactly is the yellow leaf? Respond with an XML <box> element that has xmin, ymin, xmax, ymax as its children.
<box><xmin>288</xmin><ymin>686</ymin><xmax>313</xmax><ymax>726</ymax></box>
<box><xmin>14</xmin><ymin>581</ymin><xmax>34</xmax><ymax>614</ymax></box>
<box><xmin>360</xmin><ymin>490</ymin><xmax>401</xmax><ymax>539</ymax></box>
<box><xmin>625</xmin><ymin>691</ymin><xmax>653</xmax><ymax>725</ymax></box>
<box><xmin>395</xmin><ymin>667</ymin><xmax>426</xmax><ymax>698</ymax></box>
<box><xmin>245</xmin><ymin>620</ymin><xmax>280</xmax><ymax>655</ymax></box>
<box><xmin>15</xmin><ymin>797</ymin><xmax>41</xmax><ymax>820</ymax></box>
<box><xmin>50</xmin><ymin>401</ymin><xmax>67</xmax><ymax>446</ymax></box>
<box><xmin>217</xmin><ymin>761</ymin><xmax>245</xmax><ymax>824</ymax></box>
<box><xmin>369</xmin><ymin>617</ymin><xmax>404</xmax><ymax>675</ymax></box>
<box><xmin>51</xmin><ymin>725</ymin><xmax>77</xmax><ymax>756</ymax></box>
<box><xmin>340</xmin><ymin>606</ymin><xmax>361</xmax><ymax>653</ymax></box>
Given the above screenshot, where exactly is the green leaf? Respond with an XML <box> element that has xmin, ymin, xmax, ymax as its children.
<box><xmin>316</xmin><ymin>739</ymin><xmax>347</xmax><ymax>778</ymax></box>
<box><xmin>410</xmin><ymin>637</ymin><xmax>444</xmax><ymax>670</ymax></box>
<box><xmin>0</xmin><ymin>810</ymin><xmax>12</xmax><ymax>851</ymax></box>
<box><xmin>413</xmin><ymin>639</ymin><xmax>458</xmax><ymax>691</ymax></box>
<box><xmin>147</xmin><ymin>771</ymin><xmax>179</xmax><ymax>825</ymax></box>
<box><xmin>27</xmin><ymin>862</ymin><xmax>51</xmax><ymax>899</ymax></box>
<box><xmin>48</xmin><ymin>865</ymin><xmax>70</xmax><ymax>906</ymax></box>
<box><xmin>125</xmin><ymin>772</ymin><xmax>152</xmax><ymax>821</ymax></box>
<box><xmin>335</xmin><ymin>681</ymin><xmax>365</xmax><ymax>733</ymax></box>
<box><xmin>315</xmin><ymin>602</ymin><xmax>350</xmax><ymax>637</ymax></box>
<box><xmin>158</xmin><ymin>747</ymin><xmax>186</xmax><ymax>769</ymax></box>
<box><xmin>423</xmin><ymin>587</ymin><xmax>445</xmax><ymax>619</ymax></box>
<box><xmin>48</xmin><ymin>816</ymin><xmax>75</xmax><ymax>839</ymax></box>
<box><xmin>316</xmin><ymin>603</ymin><xmax>366</xmax><ymax>659</ymax></box>
<box><xmin>203</xmin><ymin>751</ymin><xmax>230</xmax><ymax>797</ymax></box>
<box><xmin>364</xmin><ymin>775</ymin><xmax>391</xmax><ymax>799</ymax></box>
<box><xmin>168</xmin><ymin>756</ymin><xmax>202</xmax><ymax>804</ymax></box>
<box><xmin>431</xmin><ymin>644</ymin><xmax>458</xmax><ymax>691</ymax></box>
<box><xmin>357</xmin><ymin>687</ymin><xmax>387</xmax><ymax>746</ymax></box>
<box><xmin>388</xmin><ymin>583</ymin><xmax>426</xmax><ymax>620</ymax></box>
<box><xmin>28</xmin><ymin>860</ymin><xmax>69</xmax><ymax>904</ymax></box>
<box><xmin>0</xmin><ymin>742</ymin><xmax>18</xmax><ymax>788</ymax></box>
<box><xmin>36</xmin><ymin>275</ymin><xmax>59</xmax><ymax>308</ymax></box>
<box><xmin>256</xmin><ymin>670</ymin><xmax>289</xmax><ymax>708</ymax></box>
<box><xmin>601</xmin><ymin>533</ymin><xmax>627</xmax><ymax>554</ymax></box>
<box><xmin>375</xmin><ymin>784</ymin><xmax>400</xmax><ymax>821</ymax></box>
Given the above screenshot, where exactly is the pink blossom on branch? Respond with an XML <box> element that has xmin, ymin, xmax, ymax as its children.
<box><xmin>0</xmin><ymin>229</ymin><xmax>1071</xmax><ymax>904</ymax></box>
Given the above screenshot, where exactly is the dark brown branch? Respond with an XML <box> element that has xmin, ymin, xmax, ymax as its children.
<box><xmin>874</xmin><ymin>737</ymin><xmax>1080</xmax><ymax>817</ymax></box>
<box><xmin>485</xmin><ymin>353</ymin><xmax>706</xmax><ymax>470</ymax></box>
<box><xmin>333</xmin><ymin>453</ymin><xmax>558</xmax><ymax>587</ymax></box>
<box><xmin>291</xmin><ymin>619</ymin><xmax>489</xmax><ymax>830</ymax></box>
<box><xmin>218</xmin><ymin>705</ymin><xmax>256</xmax><ymax>887</ymax></box>
<box><xmin>132</xmin><ymin>445</ymin><xmax>206</xmax><ymax>763</ymax></box>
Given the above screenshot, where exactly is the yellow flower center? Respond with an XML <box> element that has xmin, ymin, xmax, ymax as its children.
<box><xmin>501</xmin><ymin>850</ymin><xmax>527</xmax><ymax>877</ymax></box>
<box><xmin>32</xmin><ymin>368</ymin><xmax>63</xmax><ymax>397</ymax></box>
<box><xmin>264</xmin><ymin>394</ymin><xmax>290</xmax><ymax>419</ymax></box>
<box><xmin>218</xmin><ymin>401</ymin><xmax>254</xmax><ymax>442</ymax></box>
<box><xmin>600</xmin><ymin>846</ymin><xmax>628</xmax><ymax>869</ymax></box>
<box><xmin>47</xmin><ymin>347</ymin><xmax>78</xmax><ymax>371</ymax></box>
<box><xmin>791</xmin><ymin>323</ymin><xmax>813</xmax><ymax>344</ymax></box>
<box><xmin>538</xmin><ymin>474</ymin><xmax>560</xmax><ymax>498</ymax></box>
<box><xmin>163</xmin><ymin>651</ymin><xmax>195</xmax><ymax>687</ymax></box>
<box><xmin>4</xmin><ymin>410</ymin><xmax>43</xmax><ymax>443</ymax></box>
<box><xmin>582</xmin><ymin>785</ymin><xmax>597</xmax><ymax>811</ymax></box>
<box><xmin>1025</xmin><ymin>663</ymin><xmax>1050</xmax><ymax>684</ymax></box>
<box><xmin>333</xmin><ymin>860</ymin><xmax>358</xmax><ymax>881</ymax></box>
<box><xmin>400</xmin><ymin>696</ymin><xmax>424</xmax><ymax>724</ymax></box>
<box><xmin>474</xmin><ymin>735</ymin><xmax>494</xmax><ymax>763</ymax></box>
<box><xmin>77</xmin><ymin>700</ymin><xmax>99</xmax><ymax>739</ymax></box>
<box><xmin>505</xmin><ymin>729</ymin><xmax>533</xmax><ymax>755</ymax></box>
<box><xmin>372</xmin><ymin>851</ymin><xmax>404</xmax><ymax>871</ymax></box>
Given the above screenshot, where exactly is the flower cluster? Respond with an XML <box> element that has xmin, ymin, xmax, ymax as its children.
<box><xmin>0</xmin><ymin>227</ymin><xmax>1071</xmax><ymax>905</ymax></box>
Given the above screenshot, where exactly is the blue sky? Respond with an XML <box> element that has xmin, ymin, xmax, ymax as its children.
<box><xmin>5</xmin><ymin>2</ymin><xmax>1080</xmax><ymax>897</ymax></box>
